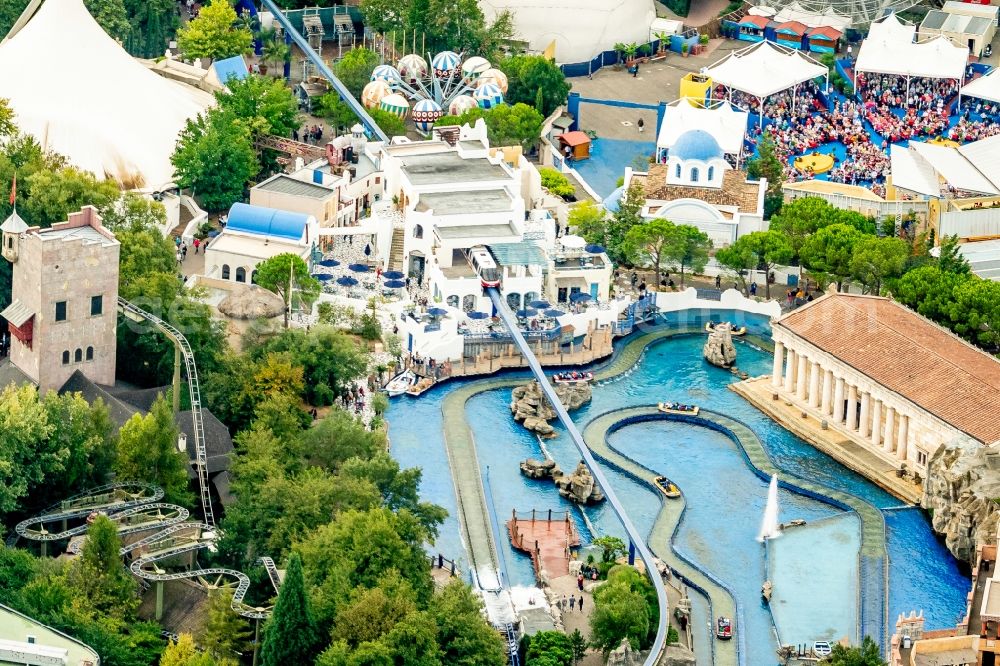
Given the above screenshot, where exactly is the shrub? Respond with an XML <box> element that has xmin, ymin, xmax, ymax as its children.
<box><xmin>699</xmin><ymin>34</ymin><xmax>709</xmax><ymax>45</ymax></box>
<box><xmin>539</xmin><ymin>167</ymin><xmax>575</xmax><ymax>199</ymax></box>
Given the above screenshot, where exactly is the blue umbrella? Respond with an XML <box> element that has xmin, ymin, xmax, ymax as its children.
<box><xmin>364</xmin><ymin>244</ymin><xmax>372</xmax><ymax>256</ymax></box>
<box><xmin>529</xmin><ymin>300</ymin><xmax>550</xmax><ymax>309</ymax></box>
<box><xmin>312</xmin><ymin>273</ymin><xmax>333</xmax><ymax>281</ymax></box>
<box><xmin>585</xmin><ymin>244</ymin><xmax>606</xmax><ymax>254</ymax></box>
<box><xmin>318</xmin><ymin>258</ymin><xmax>340</xmax><ymax>267</ymax></box>
<box><xmin>336</xmin><ymin>276</ymin><xmax>359</xmax><ymax>286</ymax></box>
<box><xmin>544</xmin><ymin>309</ymin><xmax>565</xmax><ymax>317</ymax></box>
<box><xmin>569</xmin><ymin>292</ymin><xmax>593</xmax><ymax>303</ymax></box>
<box><xmin>384</xmin><ymin>279</ymin><xmax>406</xmax><ymax>289</ymax></box>
<box><xmin>383</xmin><ymin>270</ymin><xmax>404</xmax><ymax>280</ymax></box>
<box><xmin>349</xmin><ymin>263</ymin><xmax>370</xmax><ymax>273</ymax></box>
<box><xmin>427</xmin><ymin>307</ymin><xmax>449</xmax><ymax>317</ymax></box>
<box><xmin>515</xmin><ymin>308</ymin><xmax>538</xmax><ymax>318</ymax></box>
<box><xmin>467</xmin><ymin>311</ymin><xmax>489</xmax><ymax>319</ymax></box>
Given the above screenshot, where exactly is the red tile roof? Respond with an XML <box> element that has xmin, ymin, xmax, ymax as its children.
<box><xmin>775</xmin><ymin>293</ymin><xmax>1000</xmax><ymax>444</ymax></box>
<box><xmin>775</xmin><ymin>21</ymin><xmax>807</xmax><ymax>35</ymax></box>
<box><xmin>558</xmin><ymin>131</ymin><xmax>591</xmax><ymax>147</ymax></box>
<box><xmin>739</xmin><ymin>15</ymin><xmax>771</xmax><ymax>29</ymax></box>
<box><xmin>807</xmin><ymin>25</ymin><xmax>843</xmax><ymax>40</ymax></box>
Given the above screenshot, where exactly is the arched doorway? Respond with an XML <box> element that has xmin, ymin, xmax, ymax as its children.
<box><xmin>446</xmin><ymin>295</ymin><xmax>459</xmax><ymax>308</ymax></box>
<box><xmin>506</xmin><ymin>292</ymin><xmax>521</xmax><ymax>309</ymax></box>
<box><xmin>235</xmin><ymin>266</ymin><xmax>246</xmax><ymax>283</ymax></box>
<box><xmin>408</xmin><ymin>251</ymin><xmax>425</xmax><ymax>280</ymax></box>
<box><xmin>462</xmin><ymin>294</ymin><xmax>476</xmax><ymax>311</ymax></box>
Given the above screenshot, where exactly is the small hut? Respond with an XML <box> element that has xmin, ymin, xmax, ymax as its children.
<box><xmin>774</xmin><ymin>21</ymin><xmax>807</xmax><ymax>49</ymax></box>
<box><xmin>737</xmin><ymin>15</ymin><xmax>771</xmax><ymax>43</ymax></box>
<box><xmin>218</xmin><ymin>285</ymin><xmax>286</xmax><ymax>320</ymax></box>
<box><xmin>806</xmin><ymin>26</ymin><xmax>842</xmax><ymax>54</ymax></box>
<box><xmin>557</xmin><ymin>131</ymin><xmax>592</xmax><ymax>161</ymax></box>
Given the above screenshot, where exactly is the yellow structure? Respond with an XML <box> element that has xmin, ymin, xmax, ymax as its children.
<box><xmin>679</xmin><ymin>73</ymin><xmax>712</xmax><ymax>107</ymax></box>
<box><xmin>928</xmin><ymin>136</ymin><xmax>960</xmax><ymax>148</ymax></box>
<box><xmin>793</xmin><ymin>152</ymin><xmax>835</xmax><ymax>175</ymax></box>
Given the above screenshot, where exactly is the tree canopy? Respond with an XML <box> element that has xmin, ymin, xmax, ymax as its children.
<box><xmin>745</xmin><ymin>132</ymin><xmax>785</xmax><ymax>219</ymax></box>
<box><xmin>115</xmin><ymin>395</ymin><xmax>192</xmax><ymax>505</ymax></box>
<box><xmin>715</xmin><ymin>230</ymin><xmax>792</xmax><ymax>297</ymax></box>
<box><xmin>171</xmin><ymin>108</ymin><xmax>259</xmax><ymax>212</ymax></box>
<box><xmin>177</xmin><ymin>0</ymin><xmax>253</xmax><ymax>61</ymax></box>
<box><xmin>361</xmin><ymin>0</ymin><xmax>514</xmax><ymax>58</ymax></box>
<box><xmin>214</xmin><ymin>74</ymin><xmax>301</xmax><ymax>138</ymax></box>
<box><xmin>822</xmin><ymin>636</ymin><xmax>886</xmax><ymax>666</ymax></box>
<box><xmin>500</xmin><ymin>55</ymin><xmax>571</xmax><ymax>116</ymax></box>
<box><xmin>253</xmin><ymin>254</ymin><xmax>321</xmax><ymax>327</ymax></box>
<box><xmin>261</xmin><ymin>552</ymin><xmax>323</xmax><ymax>665</ymax></box>
<box><xmin>589</xmin><ymin>565</ymin><xmax>658</xmax><ymax>654</ymax></box>
<box><xmin>436</xmin><ymin>103</ymin><xmax>544</xmax><ymax>149</ymax></box>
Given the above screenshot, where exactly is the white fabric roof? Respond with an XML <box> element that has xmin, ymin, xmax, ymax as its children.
<box><xmin>0</xmin><ymin>0</ymin><xmax>214</xmax><ymax>189</ymax></box>
<box><xmin>890</xmin><ymin>134</ymin><xmax>1000</xmax><ymax>196</ymax></box>
<box><xmin>855</xmin><ymin>34</ymin><xmax>967</xmax><ymax>79</ymax></box>
<box><xmin>958</xmin><ymin>134</ymin><xmax>1000</xmax><ymax>190</ymax></box>
<box><xmin>909</xmin><ymin>141</ymin><xmax>998</xmax><ymax>194</ymax></box>
<box><xmin>656</xmin><ymin>100</ymin><xmax>748</xmax><ymax>154</ymax></box>
<box><xmin>961</xmin><ymin>70</ymin><xmax>1000</xmax><ymax>104</ymax></box>
<box><xmin>867</xmin><ymin>13</ymin><xmax>916</xmax><ymax>44</ymax></box>
<box><xmin>704</xmin><ymin>41</ymin><xmax>827</xmax><ymax>99</ymax></box>
<box><xmin>890</xmin><ymin>144</ymin><xmax>941</xmax><ymax>196</ymax></box>
<box><xmin>773</xmin><ymin>2</ymin><xmax>851</xmax><ymax>31</ymax></box>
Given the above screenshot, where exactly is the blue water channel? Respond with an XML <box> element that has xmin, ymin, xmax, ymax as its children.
<box><xmin>386</xmin><ymin>312</ymin><xmax>969</xmax><ymax>663</ymax></box>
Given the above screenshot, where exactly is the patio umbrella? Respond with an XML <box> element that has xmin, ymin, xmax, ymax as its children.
<box><xmin>585</xmin><ymin>244</ymin><xmax>606</xmax><ymax>254</ymax></box>
<box><xmin>318</xmin><ymin>258</ymin><xmax>340</xmax><ymax>267</ymax></box>
<box><xmin>383</xmin><ymin>270</ymin><xmax>404</xmax><ymax>280</ymax></box>
<box><xmin>544</xmin><ymin>309</ymin><xmax>565</xmax><ymax>317</ymax></box>
<box><xmin>312</xmin><ymin>273</ymin><xmax>334</xmax><ymax>281</ymax></box>
<box><xmin>467</xmin><ymin>311</ymin><xmax>490</xmax><ymax>319</ymax></box>
<box><xmin>336</xmin><ymin>276</ymin><xmax>359</xmax><ymax>286</ymax></box>
<box><xmin>349</xmin><ymin>263</ymin><xmax>370</xmax><ymax>273</ymax></box>
<box><xmin>515</xmin><ymin>308</ymin><xmax>538</xmax><ymax>318</ymax></box>
<box><xmin>384</xmin><ymin>280</ymin><xmax>406</xmax><ymax>289</ymax></box>
<box><xmin>364</xmin><ymin>244</ymin><xmax>372</xmax><ymax>256</ymax></box>
<box><xmin>560</xmin><ymin>234</ymin><xmax>586</xmax><ymax>250</ymax></box>
<box><xmin>427</xmin><ymin>307</ymin><xmax>449</xmax><ymax>317</ymax></box>
<box><xmin>569</xmin><ymin>292</ymin><xmax>593</xmax><ymax>303</ymax></box>
<box><xmin>529</xmin><ymin>300</ymin><xmax>550</xmax><ymax>309</ymax></box>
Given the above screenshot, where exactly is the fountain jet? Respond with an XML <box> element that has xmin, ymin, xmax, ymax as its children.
<box><xmin>758</xmin><ymin>474</ymin><xmax>781</xmax><ymax>542</ymax></box>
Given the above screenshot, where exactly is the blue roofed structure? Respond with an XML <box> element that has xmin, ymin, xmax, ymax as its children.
<box><xmin>211</xmin><ymin>56</ymin><xmax>249</xmax><ymax>85</ymax></box>
<box><xmin>226</xmin><ymin>203</ymin><xmax>311</xmax><ymax>242</ymax></box>
<box><xmin>671</xmin><ymin>129</ymin><xmax>725</xmax><ymax>162</ymax></box>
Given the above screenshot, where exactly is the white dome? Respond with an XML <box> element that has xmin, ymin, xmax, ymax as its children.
<box><xmin>479</xmin><ymin>0</ymin><xmax>655</xmax><ymax>64</ymax></box>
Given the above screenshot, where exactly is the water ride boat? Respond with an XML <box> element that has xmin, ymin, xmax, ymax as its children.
<box><xmin>406</xmin><ymin>376</ymin><xmax>436</xmax><ymax>397</ymax></box>
<box><xmin>553</xmin><ymin>371</ymin><xmax>593</xmax><ymax>384</ymax></box>
<box><xmin>384</xmin><ymin>370</ymin><xmax>416</xmax><ymax>397</ymax></box>
<box><xmin>657</xmin><ymin>402</ymin><xmax>700</xmax><ymax>416</ymax></box>
<box><xmin>716</xmin><ymin>617</ymin><xmax>733</xmax><ymax>640</ymax></box>
<box><xmin>705</xmin><ymin>321</ymin><xmax>747</xmax><ymax>336</ymax></box>
<box><xmin>653</xmin><ymin>476</ymin><xmax>681</xmax><ymax>498</ymax></box>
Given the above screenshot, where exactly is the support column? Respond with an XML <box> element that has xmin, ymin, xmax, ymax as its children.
<box><xmin>796</xmin><ymin>354</ymin><xmax>809</xmax><ymax>401</ymax></box>
<box><xmin>870</xmin><ymin>399</ymin><xmax>882</xmax><ymax>448</ymax></box>
<box><xmin>833</xmin><ymin>377</ymin><xmax>845</xmax><ymax>423</ymax></box>
<box><xmin>808</xmin><ymin>361</ymin><xmax>822</xmax><ymax>408</ymax></box>
<box><xmin>821</xmin><ymin>369</ymin><xmax>834</xmax><ymax>415</ymax></box>
<box><xmin>784</xmin><ymin>349</ymin><xmax>796</xmax><ymax>393</ymax></box>
<box><xmin>897</xmin><ymin>415</ymin><xmax>909</xmax><ymax>462</ymax></box>
<box><xmin>846</xmin><ymin>385</ymin><xmax>859</xmax><ymax>431</ymax></box>
<box><xmin>859</xmin><ymin>392</ymin><xmax>871</xmax><ymax>437</ymax></box>
<box><xmin>883</xmin><ymin>406</ymin><xmax>896</xmax><ymax>453</ymax></box>
<box><xmin>772</xmin><ymin>341</ymin><xmax>785</xmax><ymax>388</ymax></box>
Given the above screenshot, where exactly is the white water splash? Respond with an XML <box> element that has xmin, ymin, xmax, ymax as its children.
<box><xmin>757</xmin><ymin>474</ymin><xmax>781</xmax><ymax>542</ymax></box>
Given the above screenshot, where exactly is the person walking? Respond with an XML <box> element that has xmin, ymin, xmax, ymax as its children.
<box><xmin>637</xmin><ymin>117</ymin><xmax>645</xmax><ymax>133</ymax></box>
<box><xmin>577</xmin><ymin>573</ymin><xmax>584</xmax><ymax>590</ymax></box>
<box><xmin>578</xmin><ymin>596</ymin><xmax>584</xmax><ymax>612</ymax></box>
<box><xmin>569</xmin><ymin>594</ymin><xmax>576</xmax><ymax>611</ymax></box>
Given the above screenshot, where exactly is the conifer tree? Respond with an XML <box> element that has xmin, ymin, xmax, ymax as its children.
<box><xmin>259</xmin><ymin>552</ymin><xmax>321</xmax><ymax>665</ymax></box>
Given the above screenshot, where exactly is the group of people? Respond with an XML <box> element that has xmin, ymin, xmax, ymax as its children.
<box><xmin>409</xmin><ymin>352</ymin><xmax>451</xmax><ymax>380</ymax></box>
<box><xmin>722</xmin><ymin>83</ymin><xmax>824</xmax><ymax>121</ymax></box>
<box><xmin>857</xmin><ymin>73</ymin><xmax>960</xmax><ymax>112</ymax></box>
<box><xmin>293</xmin><ymin>124</ymin><xmax>325</xmax><ymax>145</ymax></box>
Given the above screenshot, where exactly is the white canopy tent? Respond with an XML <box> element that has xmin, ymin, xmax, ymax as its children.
<box><xmin>866</xmin><ymin>13</ymin><xmax>916</xmax><ymax>44</ymax></box>
<box><xmin>853</xmin><ymin>26</ymin><xmax>968</xmax><ymax>104</ymax></box>
<box><xmin>960</xmin><ymin>69</ymin><xmax>1000</xmax><ymax>105</ymax></box>
<box><xmin>656</xmin><ymin>99</ymin><xmax>749</xmax><ymax>165</ymax></box>
<box><xmin>703</xmin><ymin>41</ymin><xmax>828</xmax><ymax>125</ymax></box>
<box><xmin>0</xmin><ymin>0</ymin><xmax>214</xmax><ymax>189</ymax></box>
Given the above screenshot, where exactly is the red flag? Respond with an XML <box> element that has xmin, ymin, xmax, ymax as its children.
<box><xmin>8</xmin><ymin>174</ymin><xmax>14</xmax><ymax>207</ymax></box>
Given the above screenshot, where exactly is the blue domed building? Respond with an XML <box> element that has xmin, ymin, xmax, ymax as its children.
<box><xmin>665</xmin><ymin>129</ymin><xmax>728</xmax><ymax>188</ymax></box>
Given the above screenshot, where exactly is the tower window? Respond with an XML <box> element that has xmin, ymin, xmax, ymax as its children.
<box><xmin>674</xmin><ymin>164</ymin><xmax>681</xmax><ymax>179</ymax></box>
<box><xmin>74</xmin><ymin>348</ymin><xmax>82</xmax><ymax>363</ymax></box>
<box><xmin>91</xmin><ymin>295</ymin><xmax>103</xmax><ymax>316</ymax></box>
<box><xmin>708</xmin><ymin>166</ymin><xmax>715</xmax><ymax>181</ymax></box>
<box><xmin>55</xmin><ymin>301</ymin><xmax>67</xmax><ymax>322</ymax></box>
<box><xmin>235</xmin><ymin>267</ymin><xmax>246</xmax><ymax>283</ymax></box>
<box><xmin>61</xmin><ymin>350</ymin><xmax>69</xmax><ymax>365</ymax></box>
<box><xmin>690</xmin><ymin>167</ymin><xmax>700</xmax><ymax>183</ymax></box>
<box><xmin>86</xmin><ymin>346</ymin><xmax>94</xmax><ymax>361</ymax></box>
<box><xmin>222</xmin><ymin>264</ymin><xmax>230</xmax><ymax>280</ymax></box>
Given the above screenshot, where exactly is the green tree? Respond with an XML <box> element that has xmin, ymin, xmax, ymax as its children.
<box><xmin>332</xmin><ymin>581</ymin><xmax>417</xmax><ymax>648</ymax></box>
<box><xmin>299</xmin><ymin>407</ymin><xmax>387</xmax><ymax>469</ymax></box>
<box><xmin>500</xmin><ymin>55</ymin><xmax>571</xmax><ymax>116</ymax></box>
<box><xmin>569</xmin><ymin>629</ymin><xmax>588</xmax><ymax>664</ymax></box>
<box><xmin>384</xmin><ymin>611</ymin><xmax>442</xmax><ymax>666</ymax></box>
<box><xmin>318</xmin><ymin>95</ymin><xmax>362</xmax><ymax>135</ymax></box>
<box><xmin>799</xmin><ymin>223</ymin><xmax>865</xmax><ymax>290</ymax></box>
<box><xmin>539</xmin><ymin>167</ymin><xmax>575</xmax><ymax>199</ymax></box>
<box><xmin>85</xmin><ymin>0</ymin><xmax>131</xmax><ymax>43</ymax></box>
<box><xmin>526</xmin><ymin>631</ymin><xmax>574</xmax><ymax>666</ymax></box>
<box><xmin>589</xmin><ymin>567</ymin><xmax>651</xmax><ymax>654</ymax></box>
<box><xmin>592</xmin><ymin>536</ymin><xmax>627</xmax><ymax>563</ymax></box>
<box><xmin>745</xmin><ymin>133</ymin><xmax>785</xmax><ymax>219</ymax></box>
<box><xmin>21</xmin><ymin>166</ymin><xmax>121</xmax><ymax>229</ymax></box>
<box><xmin>0</xmin><ymin>384</ymin><xmax>55</xmax><ymax>513</ymax></box>
<box><xmin>359</xmin><ymin>0</ymin><xmax>408</xmax><ymax>34</ymax></box>
<box><xmin>936</xmin><ymin>234</ymin><xmax>971</xmax><ymax>275</ymax></box>
<box><xmin>481</xmin><ymin>103</ymin><xmax>543</xmax><ymax>149</ymax></box>
<box><xmin>197</xmin><ymin>589</ymin><xmax>252</xmax><ymax>659</ymax></box>
<box><xmin>623</xmin><ymin>218</ymin><xmax>678</xmax><ymax>288</ymax></box>
<box><xmin>161</xmin><ymin>633</ymin><xmax>228</xmax><ymax>666</ymax></box>
<box><xmin>123</xmin><ymin>0</ymin><xmax>178</xmax><ymax>58</ymax></box>
<box><xmin>335</xmin><ymin>48</ymin><xmax>380</xmax><ymax>100</ymax></box>
<box><xmin>115</xmin><ymin>394</ymin><xmax>192</xmax><ymax>505</ymax></box>
<box><xmin>849</xmin><ymin>236</ymin><xmax>910</xmax><ymax>295</ymax></box>
<box><xmin>823</xmin><ymin>636</ymin><xmax>886</xmax><ymax>666</ymax></box>
<box><xmin>68</xmin><ymin>515</ymin><xmax>137</xmax><ymax>619</ymax></box>
<box><xmin>99</xmin><ymin>191</ymin><xmax>167</xmax><ymax>234</ymax></box>
<box><xmin>340</xmin><ymin>452</ymin><xmax>448</xmax><ymax>537</ymax></box>
<box><xmin>429</xmin><ymin>580</ymin><xmax>506</xmax><ymax>666</ymax></box>
<box><xmin>949</xmin><ymin>277</ymin><xmax>1000</xmax><ymax>351</ymax></box>
<box><xmin>177</xmin><ymin>0</ymin><xmax>253</xmax><ymax>61</ymax></box>
<box><xmin>568</xmin><ymin>200</ymin><xmax>607</xmax><ymax>243</ymax></box>
<box><xmin>0</xmin><ymin>1</ymin><xmax>30</xmax><ymax>41</ymax></box>
<box><xmin>260</xmin><ymin>552</ymin><xmax>322</xmax><ymax>665</ymax></box>
<box><xmin>769</xmin><ymin>196</ymin><xmax>876</xmax><ymax>264</ymax></box>
<box><xmin>252</xmin><ymin>327</ymin><xmax>369</xmax><ymax>405</ymax></box>
<box><xmin>252</xmin><ymin>253</ymin><xmax>321</xmax><ymax>328</ymax></box>
<box><xmin>171</xmin><ymin>108</ymin><xmax>258</xmax><ymax>211</ymax></box>
<box><xmin>893</xmin><ymin>265</ymin><xmax>967</xmax><ymax>324</ymax></box>
<box><xmin>215</xmin><ymin>74</ymin><xmax>300</xmax><ymax>138</ymax></box>
<box><xmin>715</xmin><ymin>230</ymin><xmax>793</xmax><ymax>297</ymax></box>
<box><xmin>606</xmin><ymin>182</ymin><xmax>645</xmax><ymax>263</ymax></box>
<box><xmin>370</xmin><ymin>108</ymin><xmax>407</xmax><ymax>139</ymax></box>
<box><xmin>665</xmin><ymin>223</ymin><xmax>711</xmax><ymax>287</ymax></box>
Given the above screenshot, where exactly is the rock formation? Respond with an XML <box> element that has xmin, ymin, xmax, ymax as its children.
<box><xmin>659</xmin><ymin>645</ymin><xmax>697</xmax><ymax>666</ymax></box>
<box><xmin>703</xmin><ymin>324</ymin><xmax>737</xmax><ymax>368</ymax></box>
<box><xmin>511</xmin><ymin>380</ymin><xmax>591</xmax><ymax>437</ymax></box>
<box><xmin>519</xmin><ymin>458</ymin><xmax>605</xmax><ymax>504</ymax></box>
<box><xmin>607</xmin><ymin>639</ymin><xmax>638</xmax><ymax>666</ymax></box>
<box><xmin>922</xmin><ymin>436</ymin><xmax>1000</xmax><ymax>565</ymax></box>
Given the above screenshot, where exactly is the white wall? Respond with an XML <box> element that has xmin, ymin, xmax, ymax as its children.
<box><xmin>655</xmin><ymin>287</ymin><xmax>783</xmax><ymax>320</ymax></box>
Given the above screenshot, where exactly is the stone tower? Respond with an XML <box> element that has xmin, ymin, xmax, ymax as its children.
<box><xmin>0</xmin><ymin>206</ymin><xmax>119</xmax><ymax>392</ymax></box>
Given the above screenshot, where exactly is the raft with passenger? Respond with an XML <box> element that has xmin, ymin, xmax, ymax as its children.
<box><xmin>705</xmin><ymin>321</ymin><xmax>747</xmax><ymax>336</ymax></box>
<box><xmin>384</xmin><ymin>370</ymin><xmax>416</xmax><ymax>397</ymax></box>
<box><xmin>657</xmin><ymin>402</ymin><xmax>700</xmax><ymax>416</ymax></box>
<box><xmin>406</xmin><ymin>376</ymin><xmax>436</xmax><ymax>397</ymax></box>
<box><xmin>553</xmin><ymin>371</ymin><xmax>593</xmax><ymax>385</ymax></box>
<box><xmin>653</xmin><ymin>476</ymin><xmax>681</xmax><ymax>498</ymax></box>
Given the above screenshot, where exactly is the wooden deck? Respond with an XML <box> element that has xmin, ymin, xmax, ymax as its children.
<box><xmin>507</xmin><ymin>510</ymin><xmax>580</xmax><ymax>580</ymax></box>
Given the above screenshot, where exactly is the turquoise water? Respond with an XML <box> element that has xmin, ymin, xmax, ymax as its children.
<box><xmin>386</xmin><ymin>316</ymin><xmax>969</xmax><ymax>663</ymax></box>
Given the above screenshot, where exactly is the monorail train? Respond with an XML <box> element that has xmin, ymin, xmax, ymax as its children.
<box><xmin>468</xmin><ymin>245</ymin><xmax>501</xmax><ymax>289</ymax></box>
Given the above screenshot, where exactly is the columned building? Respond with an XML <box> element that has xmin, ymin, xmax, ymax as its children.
<box><xmin>770</xmin><ymin>293</ymin><xmax>1000</xmax><ymax>479</ymax></box>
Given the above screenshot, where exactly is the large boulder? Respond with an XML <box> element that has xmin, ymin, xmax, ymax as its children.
<box><xmin>703</xmin><ymin>325</ymin><xmax>737</xmax><ymax>368</ymax></box>
<box><xmin>520</xmin><ymin>458</ymin><xmax>559</xmax><ymax>479</ymax></box>
<box><xmin>607</xmin><ymin>639</ymin><xmax>638</xmax><ymax>666</ymax></box>
<box><xmin>511</xmin><ymin>380</ymin><xmax>591</xmax><ymax>437</ymax></box>
<box><xmin>554</xmin><ymin>460</ymin><xmax>605</xmax><ymax>504</ymax></box>
<box><xmin>922</xmin><ymin>436</ymin><xmax>1000</xmax><ymax>565</ymax></box>
<box><xmin>659</xmin><ymin>645</ymin><xmax>697</xmax><ymax>666</ymax></box>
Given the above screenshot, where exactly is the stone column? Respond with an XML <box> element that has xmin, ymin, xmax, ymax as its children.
<box><xmin>784</xmin><ymin>349</ymin><xmax>796</xmax><ymax>393</ymax></box>
<box><xmin>859</xmin><ymin>392</ymin><xmax>871</xmax><ymax>438</ymax></box>
<box><xmin>870</xmin><ymin>399</ymin><xmax>882</xmax><ymax>448</ymax></box>
<box><xmin>846</xmin><ymin>385</ymin><xmax>858</xmax><ymax>430</ymax></box>
<box><xmin>833</xmin><ymin>376</ymin><xmax>845</xmax><ymax>423</ymax></box>
<box><xmin>796</xmin><ymin>354</ymin><xmax>809</xmax><ymax>401</ymax></box>
<box><xmin>883</xmin><ymin>406</ymin><xmax>896</xmax><ymax>453</ymax></box>
<box><xmin>897</xmin><ymin>415</ymin><xmax>909</xmax><ymax>462</ymax></box>
<box><xmin>772</xmin><ymin>341</ymin><xmax>785</xmax><ymax>388</ymax></box>
<box><xmin>808</xmin><ymin>361</ymin><xmax>822</xmax><ymax>408</ymax></box>
<box><xmin>821</xmin><ymin>369</ymin><xmax>834</xmax><ymax>415</ymax></box>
